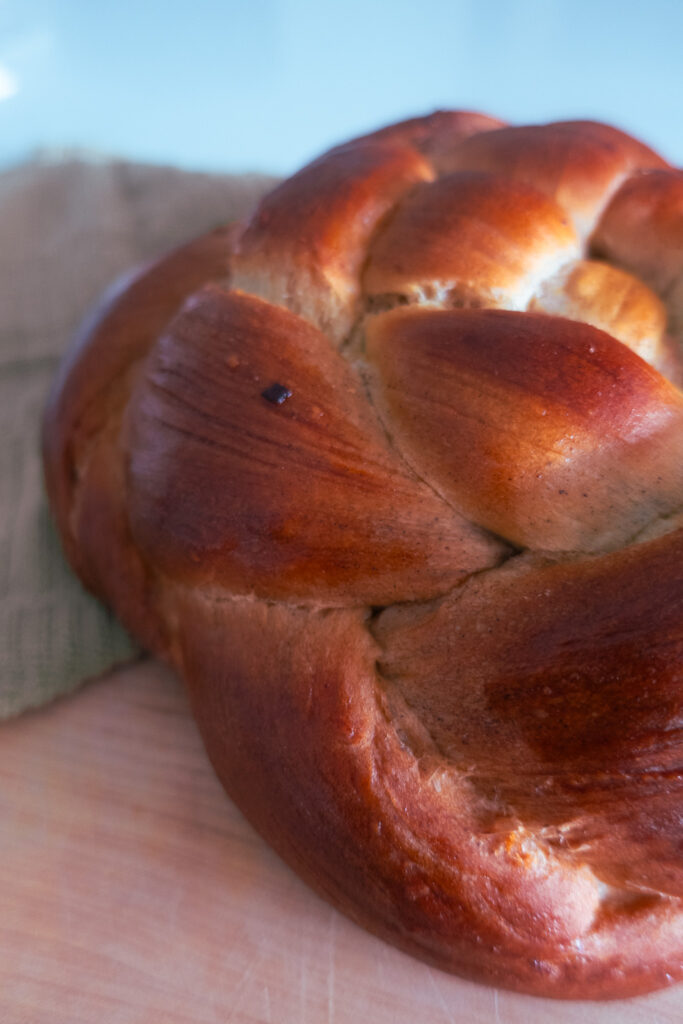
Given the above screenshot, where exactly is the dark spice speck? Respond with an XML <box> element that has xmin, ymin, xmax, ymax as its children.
<box><xmin>262</xmin><ymin>382</ymin><xmax>292</xmax><ymax>405</ymax></box>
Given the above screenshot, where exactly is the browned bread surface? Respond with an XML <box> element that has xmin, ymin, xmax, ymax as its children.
<box><xmin>43</xmin><ymin>111</ymin><xmax>683</xmax><ymax>999</ymax></box>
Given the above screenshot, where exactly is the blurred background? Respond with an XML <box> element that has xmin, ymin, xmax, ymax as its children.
<box><xmin>1</xmin><ymin>0</ymin><xmax>682</xmax><ymax>175</ymax></box>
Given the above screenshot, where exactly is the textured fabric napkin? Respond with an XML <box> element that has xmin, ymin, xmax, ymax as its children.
<box><xmin>0</xmin><ymin>156</ymin><xmax>277</xmax><ymax>718</ymax></box>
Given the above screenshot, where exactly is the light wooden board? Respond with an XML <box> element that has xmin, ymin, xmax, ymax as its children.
<box><xmin>0</xmin><ymin>660</ymin><xmax>680</xmax><ymax>1024</ymax></box>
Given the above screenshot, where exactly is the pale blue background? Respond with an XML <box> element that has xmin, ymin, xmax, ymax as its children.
<box><xmin>1</xmin><ymin>0</ymin><xmax>681</xmax><ymax>174</ymax></box>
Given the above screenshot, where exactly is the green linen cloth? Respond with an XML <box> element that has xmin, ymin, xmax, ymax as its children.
<box><xmin>0</xmin><ymin>156</ymin><xmax>276</xmax><ymax>718</ymax></box>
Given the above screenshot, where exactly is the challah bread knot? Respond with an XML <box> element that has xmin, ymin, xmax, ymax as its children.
<box><xmin>43</xmin><ymin>112</ymin><xmax>683</xmax><ymax>999</ymax></box>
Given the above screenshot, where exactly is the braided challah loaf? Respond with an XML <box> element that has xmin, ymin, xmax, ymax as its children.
<box><xmin>43</xmin><ymin>111</ymin><xmax>683</xmax><ymax>999</ymax></box>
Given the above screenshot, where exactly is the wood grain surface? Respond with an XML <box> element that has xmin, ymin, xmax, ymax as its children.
<box><xmin>1</xmin><ymin>659</ymin><xmax>681</xmax><ymax>1024</ymax></box>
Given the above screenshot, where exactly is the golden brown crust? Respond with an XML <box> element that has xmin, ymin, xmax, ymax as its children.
<box><xmin>125</xmin><ymin>286</ymin><xmax>505</xmax><ymax>603</ymax></box>
<box><xmin>365</xmin><ymin>306</ymin><xmax>683</xmax><ymax>551</ymax></box>
<box><xmin>592</xmin><ymin>169</ymin><xmax>683</xmax><ymax>296</ymax></box>
<box><xmin>232</xmin><ymin>139</ymin><xmax>433</xmax><ymax>343</ymax></box>
<box><xmin>364</xmin><ymin>172</ymin><xmax>578</xmax><ymax>309</ymax></box>
<box><xmin>42</xmin><ymin>110</ymin><xmax>683</xmax><ymax>999</ymax></box>
<box><xmin>43</xmin><ymin>227</ymin><xmax>234</xmax><ymax>634</ymax></box>
<box><xmin>178</xmin><ymin>592</ymin><xmax>683</xmax><ymax>999</ymax></box>
<box><xmin>591</xmin><ymin>170</ymin><xmax>683</xmax><ymax>361</ymax></box>
<box><xmin>374</xmin><ymin>528</ymin><xmax>683</xmax><ymax>896</ymax></box>
<box><xmin>528</xmin><ymin>259</ymin><xmax>669</xmax><ymax>367</ymax></box>
<box><xmin>445</xmin><ymin>121</ymin><xmax>668</xmax><ymax>237</ymax></box>
<box><xmin>351</xmin><ymin>108</ymin><xmax>506</xmax><ymax>170</ymax></box>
